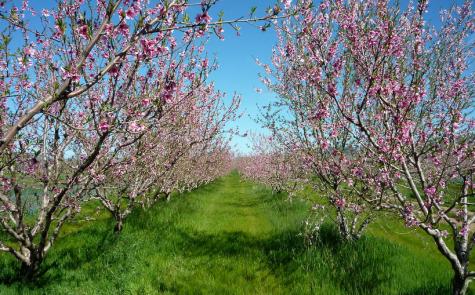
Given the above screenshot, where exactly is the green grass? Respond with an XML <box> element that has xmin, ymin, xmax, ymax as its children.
<box><xmin>0</xmin><ymin>171</ymin><xmax>469</xmax><ymax>294</ymax></box>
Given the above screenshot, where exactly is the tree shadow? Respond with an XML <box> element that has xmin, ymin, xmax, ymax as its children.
<box><xmin>0</xmin><ymin>204</ymin><xmax>459</xmax><ymax>295</ymax></box>
<box><xmin>0</xmin><ymin>220</ymin><xmax>117</xmax><ymax>289</ymax></box>
<box><xmin>167</xmin><ymin>223</ymin><xmax>455</xmax><ymax>295</ymax></box>
<box><xmin>166</xmin><ymin>224</ymin><xmax>394</xmax><ymax>294</ymax></box>
<box><xmin>399</xmin><ymin>285</ymin><xmax>454</xmax><ymax>295</ymax></box>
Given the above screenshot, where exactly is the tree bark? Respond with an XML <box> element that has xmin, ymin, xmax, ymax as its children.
<box><xmin>452</xmin><ymin>274</ymin><xmax>470</xmax><ymax>295</ymax></box>
<box><xmin>336</xmin><ymin>209</ymin><xmax>352</xmax><ymax>241</ymax></box>
<box><xmin>114</xmin><ymin>217</ymin><xmax>123</xmax><ymax>233</ymax></box>
<box><xmin>19</xmin><ymin>254</ymin><xmax>41</xmax><ymax>282</ymax></box>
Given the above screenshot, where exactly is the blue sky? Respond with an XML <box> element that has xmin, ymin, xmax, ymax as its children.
<box><xmin>204</xmin><ymin>1</ymin><xmax>280</xmax><ymax>154</ymax></box>
<box><xmin>7</xmin><ymin>0</ymin><xmax>277</xmax><ymax>154</ymax></box>
<box><xmin>204</xmin><ymin>0</ymin><xmax>470</xmax><ymax>154</ymax></box>
<box><xmin>4</xmin><ymin>0</ymin><xmax>470</xmax><ymax>154</ymax></box>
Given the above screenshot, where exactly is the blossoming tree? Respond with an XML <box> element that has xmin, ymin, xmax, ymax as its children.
<box><xmin>92</xmin><ymin>79</ymin><xmax>240</xmax><ymax>233</ymax></box>
<box><xmin>256</xmin><ymin>87</ymin><xmax>376</xmax><ymax>241</ymax></box>
<box><xmin>237</xmin><ymin>134</ymin><xmax>303</xmax><ymax>193</ymax></box>
<box><xmin>269</xmin><ymin>0</ymin><xmax>474</xmax><ymax>293</ymax></box>
<box><xmin>0</xmin><ymin>0</ymin><xmax>281</xmax><ymax>280</ymax></box>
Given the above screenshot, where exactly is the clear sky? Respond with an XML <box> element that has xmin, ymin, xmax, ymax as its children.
<box><xmin>203</xmin><ymin>0</ymin><xmax>469</xmax><ymax>155</ymax></box>
<box><xmin>5</xmin><ymin>0</ymin><xmax>470</xmax><ymax>154</ymax></box>
<box><xmin>204</xmin><ymin>0</ymin><xmax>280</xmax><ymax>155</ymax></box>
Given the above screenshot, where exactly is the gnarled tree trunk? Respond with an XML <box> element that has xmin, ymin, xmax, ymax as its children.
<box><xmin>452</xmin><ymin>273</ymin><xmax>471</xmax><ymax>295</ymax></box>
<box><xmin>18</xmin><ymin>246</ymin><xmax>43</xmax><ymax>282</ymax></box>
<box><xmin>114</xmin><ymin>216</ymin><xmax>124</xmax><ymax>233</ymax></box>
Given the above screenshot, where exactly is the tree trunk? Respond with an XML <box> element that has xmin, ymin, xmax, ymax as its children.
<box><xmin>336</xmin><ymin>209</ymin><xmax>352</xmax><ymax>241</ymax></box>
<box><xmin>114</xmin><ymin>218</ymin><xmax>123</xmax><ymax>233</ymax></box>
<box><xmin>20</xmin><ymin>256</ymin><xmax>40</xmax><ymax>282</ymax></box>
<box><xmin>452</xmin><ymin>274</ymin><xmax>470</xmax><ymax>295</ymax></box>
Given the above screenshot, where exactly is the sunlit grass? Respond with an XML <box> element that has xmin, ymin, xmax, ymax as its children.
<box><xmin>0</xmin><ymin>171</ymin><xmax>470</xmax><ymax>294</ymax></box>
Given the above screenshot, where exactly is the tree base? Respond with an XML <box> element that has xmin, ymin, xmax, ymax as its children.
<box><xmin>452</xmin><ymin>275</ymin><xmax>470</xmax><ymax>295</ymax></box>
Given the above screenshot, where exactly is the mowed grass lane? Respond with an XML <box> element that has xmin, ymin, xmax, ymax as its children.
<box><xmin>0</xmin><ymin>171</ymin><xmax>467</xmax><ymax>294</ymax></box>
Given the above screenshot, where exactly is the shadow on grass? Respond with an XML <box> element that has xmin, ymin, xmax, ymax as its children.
<box><xmin>0</xmin><ymin>174</ymin><xmax>459</xmax><ymax>295</ymax></box>
<box><xmin>0</xmin><ymin>218</ymin><xmax>456</xmax><ymax>295</ymax></box>
<box><xmin>0</xmin><ymin>219</ymin><xmax>117</xmax><ymax>288</ymax></box>
<box><xmin>160</xmin><ymin>223</ymin><xmax>453</xmax><ymax>295</ymax></box>
<box><xmin>0</xmin><ymin>221</ymin><xmax>458</xmax><ymax>294</ymax></box>
<box><xmin>399</xmin><ymin>286</ymin><xmax>454</xmax><ymax>295</ymax></box>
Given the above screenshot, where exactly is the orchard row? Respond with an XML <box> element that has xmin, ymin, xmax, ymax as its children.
<box><xmin>0</xmin><ymin>0</ymin><xmax>277</xmax><ymax>281</ymax></box>
<box><xmin>238</xmin><ymin>1</ymin><xmax>474</xmax><ymax>294</ymax></box>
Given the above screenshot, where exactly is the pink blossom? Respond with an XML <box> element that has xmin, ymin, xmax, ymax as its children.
<box><xmin>195</xmin><ymin>12</ymin><xmax>211</xmax><ymax>24</ymax></box>
<box><xmin>311</xmin><ymin>106</ymin><xmax>329</xmax><ymax>121</ymax></box>
<box><xmin>61</xmin><ymin>67</ymin><xmax>81</xmax><ymax>83</ymax></box>
<box><xmin>78</xmin><ymin>25</ymin><xmax>89</xmax><ymax>39</ymax></box>
<box><xmin>460</xmin><ymin>225</ymin><xmax>469</xmax><ymax>237</ymax></box>
<box><xmin>321</xmin><ymin>140</ymin><xmax>329</xmax><ymax>150</ymax></box>
<box><xmin>215</xmin><ymin>26</ymin><xmax>224</xmax><ymax>40</ymax></box>
<box><xmin>23</xmin><ymin>46</ymin><xmax>36</xmax><ymax>56</ymax></box>
<box><xmin>109</xmin><ymin>65</ymin><xmax>119</xmax><ymax>75</ymax></box>
<box><xmin>201</xmin><ymin>58</ymin><xmax>209</xmax><ymax>69</ymax></box>
<box><xmin>334</xmin><ymin>198</ymin><xmax>346</xmax><ymax>208</ymax></box>
<box><xmin>128</xmin><ymin>121</ymin><xmax>145</xmax><ymax>133</ymax></box>
<box><xmin>140</xmin><ymin>38</ymin><xmax>159</xmax><ymax>58</ymax></box>
<box><xmin>99</xmin><ymin>121</ymin><xmax>110</xmax><ymax>132</ymax></box>
<box><xmin>125</xmin><ymin>5</ymin><xmax>139</xmax><ymax>19</ymax></box>
<box><xmin>26</xmin><ymin>158</ymin><xmax>38</xmax><ymax>174</ymax></box>
<box><xmin>281</xmin><ymin>0</ymin><xmax>292</xmax><ymax>10</ymax></box>
<box><xmin>424</xmin><ymin>186</ymin><xmax>436</xmax><ymax>197</ymax></box>
<box><xmin>141</xmin><ymin>98</ymin><xmax>150</xmax><ymax>106</ymax></box>
<box><xmin>1</xmin><ymin>177</ymin><xmax>12</xmax><ymax>191</ymax></box>
<box><xmin>456</xmin><ymin>210</ymin><xmax>466</xmax><ymax>218</ymax></box>
<box><xmin>103</xmin><ymin>23</ymin><xmax>114</xmax><ymax>36</ymax></box>
<box><xmin>117</xmin><ymin>22</ymin><xmax>129</xmax><ymax>37</ymax></box>
<box><xmin>351</xmin><ymin>167</ymin><xmax>363</xmax><ymax>177</ymax></box>
<box><xmin>403</xmin><ymin>205</ymin><xmax>419</xmax><ymax>227</ymax></box>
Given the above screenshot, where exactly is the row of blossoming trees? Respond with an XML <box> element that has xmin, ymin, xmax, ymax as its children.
<box><xmin>0</xmin><ymin>0</ymin><xmax>278</xmax><ymax>281</ymax></box>
<box><xmin>238</xmin><ymin>0</ymin><xmax>475</xmax><ymax>294</ymax></box>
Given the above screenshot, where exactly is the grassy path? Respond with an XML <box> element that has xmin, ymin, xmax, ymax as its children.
<box><xmin>163</xmin><ymin>171</ymin><xmax>285</xmax><ymax>294</ymax></box>
<box><xmin>0</xmin><ymin>172</ymin><xmax>466</xmax><ymax>294</ymax></box>
<box><xmin>188</xmin><ymin>172</ymin><xmax>274</xmax><ymax>235</ymax></box>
